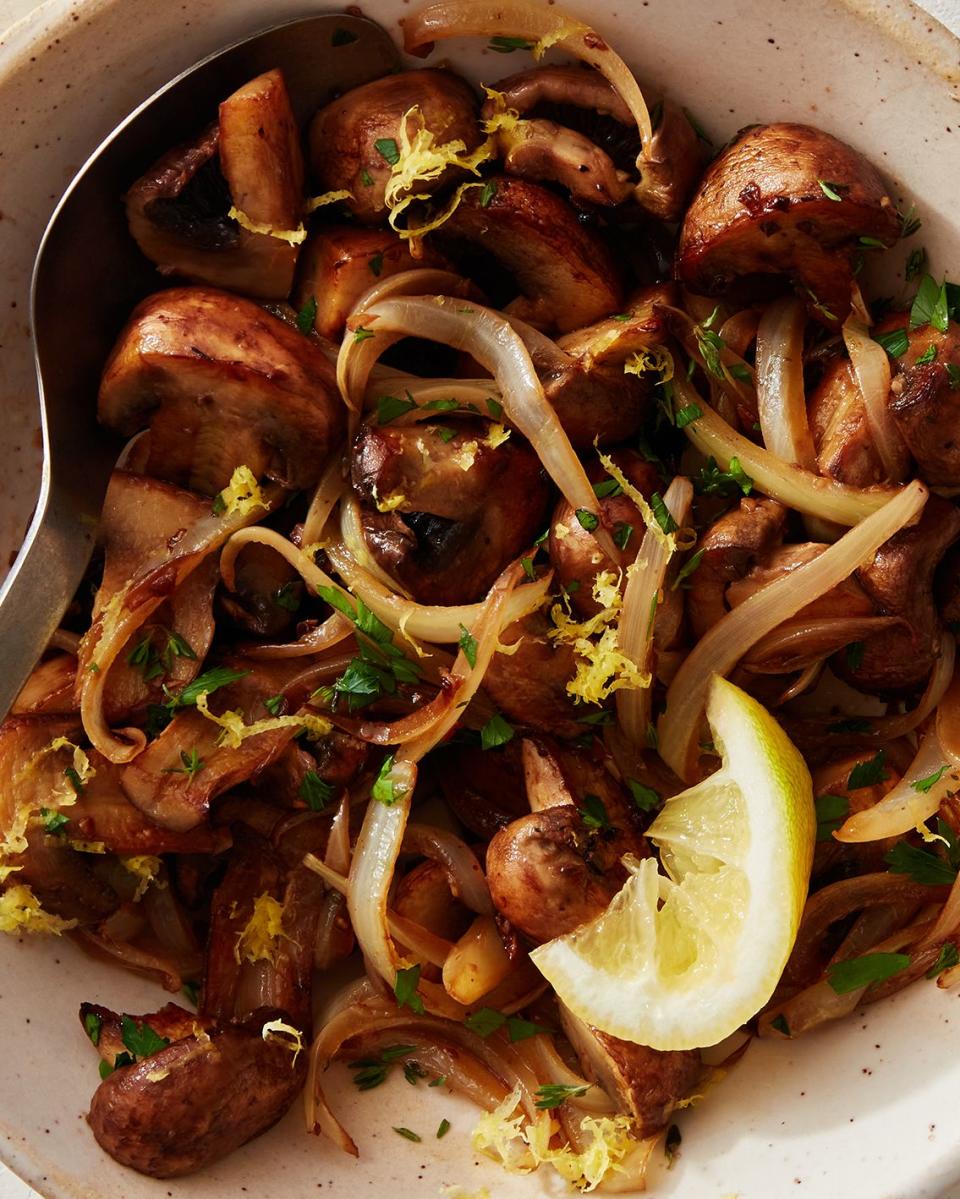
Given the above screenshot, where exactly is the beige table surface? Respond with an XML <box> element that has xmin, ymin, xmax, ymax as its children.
<box><xmin>0</xmin><ymin>0</ymin><xmax>959</xmax><ymax>1195</ymax></box>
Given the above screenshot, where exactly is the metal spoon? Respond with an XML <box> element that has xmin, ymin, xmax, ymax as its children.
<box><xmin>0</xmin><ymin>12</ymin><xmax>399</xmax><ymax>720</ymax></box>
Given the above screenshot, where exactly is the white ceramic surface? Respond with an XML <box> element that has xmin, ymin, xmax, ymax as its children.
<box><xmin>2</xmin><ymin>1</ymin><xmax>960</xmax><ymax>1197</ymax></box>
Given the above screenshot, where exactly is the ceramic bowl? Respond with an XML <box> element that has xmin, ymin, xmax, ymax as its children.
<box><xmin>1</xmin><ymin>1</ymin><xmax>959</xmax><ymax>1196</ymax></box>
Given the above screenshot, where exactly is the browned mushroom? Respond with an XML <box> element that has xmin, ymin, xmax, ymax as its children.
<box><xmin>350</xmin><ymin>418</ymin><xmax>551</xmax><ymax>604</ymax></box>
<box><xmin>560</xmin><ymin>1008</ymin><xmax>702</xmax><ymax>1138</ymax></box>
<box><xmin>435</xmin><ymin>739</ymin><xmax>529</xmax><ymax>840</ymax></box>
<box><xmin>549</xmin><ymin>450</ymin><xmax>661</xmax><ymax>617</ymax></box>
<box><xmin>126</xmin><ymin>70</ymin><xmax>305</xmax><ymax>299</ymax></box>
<box><xmin>12</xmin><ymin>653</ymin><xmax>77</xmax><ymax>715</ymax></box>
<box><xmin>808</xmin><ymin>355</ymin><xmax>888</xmax><ymax>486</ymax></box>
<box><xmin>836</xmin><ymin>495</ymin><xmax>960</xmax><ymax>694</ymax></box>
<box><xmin>98</xmin><ymin>287</ymin><xmax>344</xmax><ymax>495</ymax></box>
<box><xmin>439</xmin><ymin>175</ymin><xmax>624</xmax><ymax>333</ymax></box>
<box><xmin>293</xmin><ymin>225</ymin><xmax>450</xmax><ymax>339</ymax></box>
<box><xmin>481</xmin><ymin>615</ymin><xmax>583</xmax><ymax>739</ymax></box>
<box><xmin>677</xmin><ymin>123</ymin><xmax>900</xmax><ymax>326</ymax></box>
<box><xmin>308</xmin><ymin>69</ymin><xmax>481</xmax><ymax>225</ymax></box>
<box><xmin>218</xmin><ymin>541</ymin><xmax>302</xmax><ymax>640</ymax></box>
<box><xmin>486</xmin><ymin>802</ymin><xmax>646</xmax><ymax>944</ymax></box>
<box><xmin>482</xmin><ymin>66</ymin><xmax>703</xmax><ymax>220</ymax></box>
<box><xmin>888</xmin><ymin>319</ymin><xmax>960</xmax><ymax>486</ymax></box>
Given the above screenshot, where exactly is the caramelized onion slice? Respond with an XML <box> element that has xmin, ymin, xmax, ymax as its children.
<box><xmin>755</xmin><ymin>296</ymin><xmax>816</xmax><ymax>471</ymax></box>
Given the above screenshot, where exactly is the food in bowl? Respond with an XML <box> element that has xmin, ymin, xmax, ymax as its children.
<box><xmin>2</xmin><ymin>0</ymin><xmax>959</xmax><ymax>1190</ymax></box>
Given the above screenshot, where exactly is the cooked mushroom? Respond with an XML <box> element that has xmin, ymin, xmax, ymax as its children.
<box><xmin>98</xmin><ymin>287</ymin><xmax>344</xmax><ymax>495</ymax></box>
<box><xmin>687</xmin><ymin>497</ymin><xmax>787</xmax><ymax>638</ymax></box>
<box><xmin>293</xmin><ymin>225</ymin><xmax>449</xmax><ymax>339</ymax></box>
<box><xmin>677</xmin><ymin>123</ymin><xmax>900</xmax><ymax>326</ymax></box>
<box><xmin>218</xmin><ymin>541</ymin><xmax>302</xmax><ymax>640</ymax></box>
<box><xmin>486</xmin><ymin>803</ymin><xmax>646</xmax><ymax>944</ymax></box>
<box><xmin>12</xmin><ymin>653</ymin><xmax>77</xmax><ymax>715</ymax></box>
<box><xmin>836</xmin><ymin>495</ymin><xmax>960</xmax><ymax>694</ymax></box>
<box><xmin>560</xmin><ymin>1007</ymin><xmax>702</xmax><ymax>1138</ymax></box>
<box><xmin>481</xmin><ymin>615</ymin><xmax>583</xmax><ymax>739</ymax></box>
<box><xmin>308</xmin><ymin>69</ymin><xmax>481</xmax><ymax>225</ymax></box>
<box><xmin>350</xmin><ymin>418</ymin><xmax>551</xmax><ymax>604</ymax></box>
<box><xmin>435</xmin><ymin>740</ymin><xmax>529</xmax><ymax>840</ymax></box>
<box><xmin>483</xmin><ymin>66</ymin><xmax>703</xmax><ymax>220</ymax></box>
<box><xmin>888</xmin><ymin>319</ymin><xmax>960</xmax><ymax>486</ymax></box>
<box><xmin>549</xmin><ymin>450</ymin><xmax>661</xmax><ymax>616</ymax></box>
<box><xmin>439</xmin><ymin>175</ymin><xmax>624</xmax><ymax>332</ymax></box>
<box><xmin>126</xmin><ymin>70</ymin><xmax>305</xmax><ymax>299</ymax></box>
<box><xmin>808</xmin><ymin>355</ymin><xmax>889</xmax><ymax>486</ymax></box>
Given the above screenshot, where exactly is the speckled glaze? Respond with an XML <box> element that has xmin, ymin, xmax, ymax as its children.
<box><xmin>1</xmin><ymin>1</ymin><xmax>959</xmax><ymax>1196</ymax></box>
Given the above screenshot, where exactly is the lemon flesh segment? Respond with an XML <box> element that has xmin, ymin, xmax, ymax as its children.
<box><xmin>530</xmin><ymin>676</ymin><xmax>815</xmax><ymax>1050</ymax></box>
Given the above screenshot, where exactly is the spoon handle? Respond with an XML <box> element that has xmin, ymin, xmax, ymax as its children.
<box><xmin>0</xmin><ymin>487</ymin><xmax>98</xmax><ymax>719</ymax></box>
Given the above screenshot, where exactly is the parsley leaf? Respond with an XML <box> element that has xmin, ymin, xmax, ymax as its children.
<box><xmin>826</xmin><ymin>952</ymin><xmax>911</xmax><ymax>994</ymax></box>
<box><xmin>627</xmin><ymin>778</ymin><xmax>661</xmax><ymax>812</ymax></box>
<box><xmin>845</xmin><ymin>641</ymin><xmax>865</xmax><ymax>671</ymax></box>
<box><xmin>874</xmin><ymin>327</ymin><xmax>909</xmax><ymax>358</ymax></box>
<box><xmin>926</xmin><ymin>942</ymin><xmax>960</xmax><ymax>979</ymax></box>
<box><xmin>916</xmin><ymin>343</ymin><xmax>938</xmax><ymax>365</ymax></box>
<box><xmin>905</xmin><ymin>247</ymin><xmax>927</xmax><ymax>281</ymax></box>
<box><xmin>164</xmin><ymin>666</ymin><xmax>249</xmax><ymax>712</ymax></box>
<box><xmin>913</xmin><ymin>765</ymin><xmax>949</xmax><ymax>793</ymax></box>
<box><xmin>264</xmin><ymin>694</ymin><xmax>285</xmax><ymax>717</ymax></box>
<box><xmin>457</xmin><ymin>623</ymin><xmax>478</xmax><ymax>668</ymax></box>
<box><xmin>394</xmin><ymin>963</ymin><xmax>425</xmax><ymax>1014</ymax></box>
<box><xmin>695</xmin><ymin>456</ymin><xmax>753</xmax><ymax>497</ymax></box>
<box><xmin>847</xmin><ymin>750</ymin><xmax>887</xmax><ymax>790</ymax></box>
<box><xmin>650</xmin><ymin>492</ymin><xmax>677</xmax><ymax>535</ymax></box>
<box><xmin>481</xmin><ymin>713</ymin><xmax>514</xmax><ymax>751</ymax></box>
<box><xmin>353</xmin><ymin>326</ymin><xmax>376</xmax><ymax>343</ymax></box>
<box><xmin>372</xmin><ymin>754</ymin><xmax>406</xmax><ymax>807</ymax></box>
<box><xmin>374</xmin><ymin>137</ymin><xmax>400</xmax><ymax>165</ymax></box>
<box><xmin>465</xmin><ymin>1007</ymin><xmax>507</xmax><ymax>1037</ymax></box>
<box><xmin>296</xmin><ymin>295</ymin><xmax>318</xmax><ymax>335</ymax></box>
<box><xmin>479</xmin><ymin>179</ymin><xmax>498</xmax><ymax>207</ymax></box>
<box><xmin>948</xmin><ymin>363</ymin><xmax>960</xmax><ymax>391</ymax></box>
<box><xmin>489</xmin><ymin>34</ymin><xmax>536</xmax><ymax>51</ymax></box>
<box><xmin>818</xmin><ymin>179</ymin><xmax>845</xmax><ymax>201</ymax></box>
<box><xmin>436</xmin><ymin>1118</ymin><xmax>451</xmax><ymax>1139</ymax></box>
<box><xmin>377</xmin><ymin>392</ymin><xmax>417</xmax><ymax>424</ymax></box>
<box><xmin>368</xmin><ymin>250</ymin><xmax>384</xmax><ymax>277</ymax></box>
<box><xmin>393</xmin><ymin>1126</ymin><xmax>422</xmax><ymax>1142</ymax></box>
<box><xmin>770</xmin><ymin>1014</ymin><xmax>791</xmax><ymax>1037</ymax></box>
<box><xmin>613</xmin><ymin>521</ymin><xmax>634</xmax><ymax>551</ymax></box>
<box><xmin>884</xmin><ymin>840</ymin><xmax>957</xmax><ymax>886</ymax></box>
<box><xmin>120</xmin><ymin>1015</ymin><xmax>169</xmax><ymax>1059</ymax></box>
<box><xmin>593</xmin><ymin>478</ymin><xmax>622</xmax><ymax>499</ymax></box>
<box><xmin>162</xmin><ymin>748</ymin><xmax>204</xmax><ymax>780</ymax></box>
<box><xmin>83</xmin><ymin>1010</ymin><xmax>102</xmax><ymax>1046</ymax></box>
<box><xmin>274</xmin><ymin>581</ymin><xmax>300</xmax><ymax>611</ymax></box>
<box><xmin>575</xmin><ymin>508</ymin><xmax>599</xmax><ymax>532</ymax></box>
<box><xmin>910</xmin><ymin>274</ymin><xmax>949</xmax><ymax>333</ymax></box>
<box><xmin>815</xmin><ymin>793</ymin><xmax>849</xmax><ymax>842</ymax></box>
<box><xmin>535</xmin><ymin>1082</ymin><xmax>590</xmax><ymax>1110</ymax></box>
<box><xmin>300</xmin><ymin>769</ymin><xmax>334</xmax><ymax>811</ymax></box>
<box><xmin>579</xmin><ymin>794</ymin><xmax>612</xmax><ymax>831</ymax></box>
<box><xmin>675</xmin><ymin>402</ymin><xmax>702</xmax><ymax>429</ymax></box>
<box><xmin>673</xmin><ymin>548</ymin><xmax>704</xmax><ymax>590</ymax></box>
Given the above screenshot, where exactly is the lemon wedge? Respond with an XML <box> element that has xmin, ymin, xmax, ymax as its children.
<box><xmin>530</xmin><ymin>676</ymin><xmax>815</xmax><ymax>1050</ymax></box>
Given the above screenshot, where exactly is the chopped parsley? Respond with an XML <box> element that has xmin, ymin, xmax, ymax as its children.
<box><xmin>650</xmin><ymin>492</ymin><xmax>678</xmax><ymax>535</ymax></box>
<box><xmin>675</xmin><ymin>402</ymin><xmax>702</xmax><ymax>429</ymax></box>
<box><xmin>673</xmin><ymin>548</ymin><xmax>704</xmax><ymax>590</ymax></box>
<box><xmin>817</xmin><ymin>179</ymin><xmax>845</xmax><ymax>202</ymax></box>
<box><xmin>462</xmin><ymin>1007</ymin><xmax>551</xmax><ymax>1042</ymax></box>
<box><xmin>910</xmin><ymin>274</ymin><xmax>949</xmax><ymax>333</ymax></box>
<box><xmin>368</xmin><ymin>250</ymin><xmax>384</xmax><ymax>277</ymax></box>
<box><xmin>436</xmin><ymin>1118</ymin><xmax>451</xmax><ymax>1139</ymax></box>
<box><xmin>826</xmin><ymin>951</ymin><xmax>911</xmax><ymax>994</ymax></box>
<box><xmin>899</xmin><ymin>203</ymin><xmax>922</xmax><ymax>238</ymax></box>
<box><xmin>574</xmin><ymin>507</ymin><xmax>599</xmax><ymax>532</ymax></box>
<box><xmin>695</xmin><ymin>456</ymin><xmax>753</xmax><ymax>497</ymax></box>
<box><xmin>457</xmin><ymin>623</ymin><xmax>478</xmax><ymax>668</ymax></box>
<box><xmin>349</xmin><ymin>1043</ymin><xmax>417</xmax><ymax>1091</ymax></box>
<box><xmin>162</xmin><ymin>748</ymin><xmax>204</xmax><ymax>780</ymax></box>
<box><xmin>295</xmin><ymin>295</ymin><xmax>318</xmax><ymax>334</ymax></box>
<box><xmin>913</xmin><ymin>765</ymin><xmax>949</xmax><ymax>794</ymax></box>
<box><xmin>394</xmin><ymin>963</ymin><xmax>425</xmax><ymax>1014</ymax></box>
<box><xmin>64</xmin><ymin>766</ymin><xmax>85</xmax><ymax>796</ymax></box>
<box><xmin>83</xmin><ymin>1010</ymin><xmax>102</xmax><ymax>1046</ymax></box>
<box><xmin>480</xmin><ymin>712</ymin><xmax>514</xmax><ymax>751</ymax></box>
<box><xmin>479</xmin><ymin>179</ymin><xmax>498</xmax><ymax>207</ymax></box>
<box><xmin>120</xmin><ymin>1015</ymin><xmax>169</xmax><ymax>1059</ymax></box>
<box><xmin>353</xmin><ymin>326</ymin><xmax>376</xmax><ymax>343</ymax></box>
<box><xmin>489</xmin><ymin>34</ymin><xmax>536</xmax><ymax>51</ymax></box>
<box><xmin>393</xmin><ymin>1126</ymin><xmax>422</xmax><ymax>1142</ymax></box>
<box><xmin>300</xmin><ymin>769</ymin><xmax>334</xmax><ymax>811</ymax></box>
<box><xmin>315</xmin><ymin>586</ymin><xmax>420</xmax><ymax>710</ymax></box>
<box><xmin>377</xmin><ymin>392</ymin><xmax>417</xmax><ymax>424</ymax></box>
<box><xmin>916</xmin><ymin>343</ymin><xmax>938</xmax><ymax>365</ymax></box>
<box><xmin>264</xmin><ymin>694</ymin><xmax>285</xmax><ymax>717</ymax></box>
<box><xmin>592</xmin><ymin>477</ymin><xmax>622</xmax><ymax>499</ymax></box>
<box><xmin>884</xmin><ymin>840</ymin><xmax>957</xmax><ymax>886</ymax></box>
<box><xmin>926</xmin><ymin>942</ymin><xmax>959</xmax><ymax>979</ymax></box>
<box><xmin>579</xmin><ymin>793</ymin><xmax>612</xmax><ymax>831</ymax></box>
<box><xmin>372</xmin><ymin>754</ymin><xmax>406</xmax><ymax>807</ymax></box>
<box><xmin>374</xmin><ymin>137</ymin><xmax>400</xmax><ymax>166</ymax></box>
<box><xmin>613</xmin><ymin>522</ymin><xmax>634</xmax><ymax>551</ymax></box>
<box><xmin>906</xmin><ymin>247</ymin><xmax>927</xmax><ymax>281</ymax></box>
<box><xmin>770</xmin><ymin>1014</ymin><xmax>791</xmax><ymax>1037</ymax></box>
<box><xmin>874</xmin><ymin>327</ymin><xmax>909</xmax><ymax>358</ymax></box>
<box><xmin>40</xmin><ymin>807</ymin><xmax>69</xmax><ymax>835</ymax></box>
<box><xmin>947</xmin><ymin>363</ymin><xmax>960</xmax><ymax>390</ymax></box>
<box><xmin>845</xmin><ymin>641</ymin><xmax>865</xmax><ymax>671</ymax></box>
<box><xmin>815</xmin><ymin>793</ymin><xmax>849</xmax><ymax>842</ymax></box>
<box><xmin>163</xmin><ymin>666</ymin><xmax>249</xmax><ymax>713</ymax></box>
<box><xmin>360</xmin><ymin>168</ymin><xmax>374</xmax><ymax>187</ymax></box>
<box><xmin>627</xmin><ymin>778</ymin><xmax>662</xmax><ymax>812</ymax></box>
<box><xmin>847</xmin><ymin>750</ymin><xmax>887</xmax><ymax>790</ymax></box>
<box><xmin>535</xmin><ymin>1082</ymin><xmax>590</xmax><ymax>1110</ymax></box>
<box><xmin>274</xmin><ymin>582</ymin><xmax>300</xmax><ymax>611</ymax></box>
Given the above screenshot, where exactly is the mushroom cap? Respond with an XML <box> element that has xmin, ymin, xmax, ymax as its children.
<box><xmin>308</xmin><ymin>68</ymin><xmax>481</xmax><ymax>225</ymax></box>
<box><xmin>440</xmin><ymin>175</ymin><xmax>624</xmax><ymax>333</ymax></box>
<box><xmin>98</xmin><ymin>286</ymin><xmax>344</xmax><ymax>495</ymax></box>
<box><xmin>677</xmin><ymin>122</ymin><xmax>900</xmax><ymax>325</ymax></box>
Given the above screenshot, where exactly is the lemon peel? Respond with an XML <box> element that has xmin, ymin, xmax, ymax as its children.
<box><xmin>227</xmin><ymin>206</ymin><xmax>306</xmax><ymax>245</ymax></box>
<box><xmin>214</xmin><ymin>466</ymin><xmax>267</xmax><ymax>519</ymax></box>
<box><xmin>235</xmin><ymin>893</ymin><xmax>286</xmax><ymax>965</ymax></box>
<box><xmin>0</xmin><ymin>884</ymin><xmax>76</xmax><ymax>936</ymax></box>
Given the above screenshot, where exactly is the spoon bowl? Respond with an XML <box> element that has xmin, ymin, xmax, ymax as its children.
<box><xmin>0</xmin><ymin>10</ymin><xmax>398</xmax><ymax>719</ymax></box>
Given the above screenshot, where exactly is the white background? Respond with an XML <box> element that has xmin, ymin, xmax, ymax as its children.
<box><xmin>0</xmin><ymin>0</ymin><xmax>957</xmax><ymax>1195</ymax></box>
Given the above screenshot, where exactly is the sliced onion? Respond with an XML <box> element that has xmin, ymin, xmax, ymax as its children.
<box><xmin>658</xmin><ymin>480</ymin><xmax>929</xmax><ymax>781</ymax></box>
<box><xmin>71</xmin><ymin>927</ymin><xmax>183</xmax><ymax>993</ymax></box>
<box><xmin>301</xmin><ymin>448</ymin><xmax>348</xmax><ymax>546</ymax></box>
<box><xmin>664</xmin><ymin>304</ymin><xmax>757</xmax><ymax>418</ymax></box>
<box><xmin>834</xmin><ymin>727</ymin><xmax>958</xmax><ymax>843</ymax></box>
<box><xmin>346</xmin><ymin>560</ymin><xmax>523</xmax><ymax>985</ymax></box>
<box><xmin>339</xmin><ymin>294</ymin><xmax>617</xmax><ymax>560</ymax></box>
<box><xmin>339</xmin><ymin>495</ymin><xmax>414</xmax><ymax>597</ymax></box>
<box><xmin>755</xmin><ymin>296</ymin><xmax>816</xmax><ymax>471</ymax></box>
<box><xmin>616</xmin><ymin>476</ymin><xmax>692</xmax><ymax>746</ymax></box>
<box><xmin>842</xmin><ymin>287</ymin><xmax>909</xmax><ymax>482</ymax></box>
<box><xmin>337</xmin><ymin>269</ymin><xmax>474</xmax><ymax>411</ymax></box>
<box><xmin>401</xmin><ymin>0</ymin><xmax>654</xmax><ymax>157</ymax></box>
<box><xmin>403</xmin><ymin>822</ymin><xmax>493</xmax><ymax>915</ymax></box>
<box><xmin>78</xmin><ymin>483</ymin><xmax>282</xmax><ymax>763</ymax></box>
<box><xmin>673</xmin><ymin>372</ymin><xmax>898</xmax><ymax>526</ymax></box>
<box><xmin>364</xmin><ymin>375</ymin><xmax>505</xmax><ymax>424</ymax></box>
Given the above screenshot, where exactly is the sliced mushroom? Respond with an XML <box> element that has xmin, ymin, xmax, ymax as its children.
<box><xmin>293</xmin><ymin>225</ymin><xmax>449</xmax><ymax>339</ymax></box>
<box><xmin>481</xmin><ymin>615</ymin><xmax>583</xmax><ymax>739</ymax></box>
<box><xmin>549</xmin><ymin>450</ymin><xmax>661</xmax><ymax>616</ymax></box>
<box><xmin>126</xmin><ymin>70</ymin><xmax>305</xmax><ymax>299</ymax></box>
<box><xmin>218</xmin><ymin>541</ymin><xmax>302</xmax><ymax>640</ymax></box>
<box><xmin>837</xmin><ymin>495</ymin><xmax>960</xmax><ymax>694</ymax></box>
<box><xmin>484</xmin><ymin>66</ymin><xmax>703</xmax><ymax>220</ymax></box>
<box><xmin>560</xmin><ymin>1008</ymin><xmax>702</xmax><ymax>1138</ymax></box>
<box><xmin>888</xmin><ymin>319</ymin><xmax>960</xmax><ymax>486</ymax></box>
<box><xmin>308</xmin><ymin>69</ymin><xmax>481</xmax><ymax>225</ymax></box>
<box><xmin>350</xmin><ymin>418</ymin><xmax>551</xmax><ymax>604</ymax></box>
<box><xmin>436</xmin><ymin>740</ymin><xmax>529</xmax><ymax>840</ymax></box>
<box><xmin>808</xmin><ymin>355</ymin><xmax>887</xmax><ymax>486</ymax></box>
<box><xmin>439</xmin><ymin>175</ymin><xmax>624</xmax><ymax>333</ymax></box>
<box><xmin>687</xmin><ymin>497</ymin><xmax>786</xmax><ymax>638</ymax></box>
<box><xmin>98</xmin><ymin>287</ymin><xmax>344</xmax><ymax>495</ymax></box>
<box><xmin>677</xmin><ymin>123</ymin><xmax>900</xmax><ymax>326</ymax></box>
<box><xmin>486</xmin><ymin>803</ymin><xmax>647</xmax><ymax>944</ymax></box>
<box><xmin>12</xmin><ymin>653</ymin><xmax>77</xmax><ymax>715</ymax></box>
